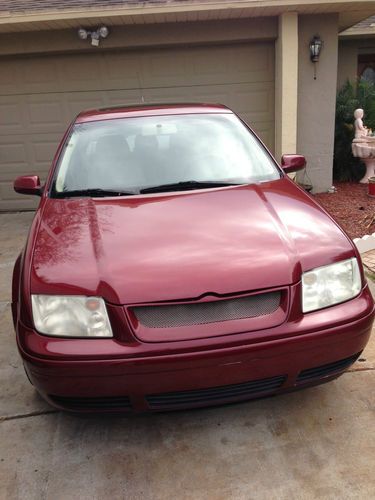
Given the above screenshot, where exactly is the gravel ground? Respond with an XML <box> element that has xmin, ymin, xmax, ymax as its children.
<box><xmin>313</xmin><ymin>182</ymin><xmax>375</xmax><ymax>239</ymax></box>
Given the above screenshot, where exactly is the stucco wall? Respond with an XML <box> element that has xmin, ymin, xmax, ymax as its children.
<box><xmin>337</xmin><ymin>40</ymin><xmax>359</xmax><ymax>88</ymax></box>
<box><xmin>297</xmin><ymin>14</ymin><xmax>339</xmax><ymax>193</ymax></box>
<box><xmin>337</xmin><ymin>38</ymin><xmax>375</xmax><ymax>89</ymax></box>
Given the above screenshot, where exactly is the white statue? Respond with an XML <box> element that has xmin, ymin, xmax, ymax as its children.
<box><xmin>354</xmin><ymin>108</ymin><xmax>370</xmax><ymax>139</ymax></box>
<box><xmin>352</xmin><ymin>108</ymin><xmax>375</xmax><ymax>183</ymax></box>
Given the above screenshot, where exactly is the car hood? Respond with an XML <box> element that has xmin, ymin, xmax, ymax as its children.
<box><xmin>31</xmin><ymin>179</ymin><xmax>354</xmax><ymax>304</ymax></box>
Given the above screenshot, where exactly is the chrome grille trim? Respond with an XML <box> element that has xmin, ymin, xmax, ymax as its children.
<box><xmin>132</xmin><ymin>291</ymin><xmax>281</xmax><ymax>328</ymax></box>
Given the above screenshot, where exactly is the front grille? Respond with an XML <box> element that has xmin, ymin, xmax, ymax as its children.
<box><xmin>146</xmin><ymin>375</ymin><xmax>286</xmax><ymax>409</ymax></box>
<box><xmin>133</xmin><ymin>291</ymin><xmax>281</xmax><ymax>328</ymax></box>
<box><xmin>296</xmin><ymin>352</ymin><xmax>361</xmax><ymax>384</ymax></box>
<box><xmin>49</xmin><ymin>395</ymin><xmax>131</xmax><ymax>411</ymax></box>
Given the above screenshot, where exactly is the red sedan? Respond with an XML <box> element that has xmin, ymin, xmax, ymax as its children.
<box><xmin>12</xmin><ymin>103</ymin><xmax>374</xmax><ymax>412</ymax></box>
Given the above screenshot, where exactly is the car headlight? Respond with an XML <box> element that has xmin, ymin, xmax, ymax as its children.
<box><xmin>31</xmin><ymin>295</ymin><xmax>113</xmax><ymax>337</ymax></box>
<box><xmin>302</xmin><ymin>258</ymin><xmax>361</xmax><ymax>313</ymax></box>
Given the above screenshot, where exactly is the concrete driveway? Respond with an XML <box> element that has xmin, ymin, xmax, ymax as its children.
<box><xmin>1</xmin><ymin>212</ymin><xmax>374</xmax><ymax>500</ymax></box>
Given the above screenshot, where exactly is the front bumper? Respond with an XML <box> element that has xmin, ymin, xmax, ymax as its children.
<box><xmin>18</xmin><ymin>286</ymin><xmax>374</xmax><ymax>413</ymax></box>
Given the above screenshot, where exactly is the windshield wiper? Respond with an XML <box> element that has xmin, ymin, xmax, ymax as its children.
<box><xmin>54</xmin><ymin>188</ymin><xmax>137</xmax><ymax>198</ymax></box>
<box><xmin>140</xmin><ymin>180</ymin><xmax>243</xmax><ymax>194</ymax></box>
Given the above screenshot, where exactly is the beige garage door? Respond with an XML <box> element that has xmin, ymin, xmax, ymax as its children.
<box><xmin>0</xmin><ymin>42</ymin><xmax>274</xmax><ymax>211</ymax></box>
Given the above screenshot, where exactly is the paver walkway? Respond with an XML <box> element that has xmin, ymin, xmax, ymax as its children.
<box><xmin>362</xmin><ymin>249</ymin><xmax>375</xmax><ymax>273</ymax></box>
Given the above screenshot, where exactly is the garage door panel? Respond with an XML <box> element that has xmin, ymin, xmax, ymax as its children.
<box><xmin>140</xmin><ymin>53</ymin><xmax>190</xmax><ymax>88</ymax></box>
<box><xmin>189</xmin><ymin>45</ymin><xmax>274</xmax><ymax>84</ymax></box>
<box><xmin>0</xmin><ymin>182</ymin><xmax>37</xmax><ymax>210</ymax></box>
<box><xmin>0</xmin><ymin>42</ymin><xmax>275</xmax><ymax>211</ymax></box>
<box><xmin>0</xmin><ymin>95</ymin><xmax>64</xmax><ymax>136</ymax></box>
<box><xmin>0</xmin><ymin>60</ymin><xmax>22</xmax><ymax>95</ymax></box>
<box><xmin>0</xmin><ymin>97</ymin><xmax>25</xmax><ymax>135</ymax></box>
<box><xmin>21</xmin><ymin>55</ymin><xmax>101</xmax><ymax>94</ymax></box>
<box><xmin>141</xmin><ymin>85</ymin><xmax>228</xmax><ymax>106</ymax></box>
<box><xmin>231</xmin><ymin>83</ymin><xmax>274</xmax><ymax>120</ymax></box>
<box><xmin>105</xmin><ymin>89</ymin><xmax>148</xmax><ymax>107</ymax></box>
<box><xmin>248</xmin><ymin>124</ymin><xmax>274</xmax><ymax>152</ymax></box>
<box><xmin>32</xmin><ymin>139</ymin><xmax>60</xmax><ymax>167</ymax></box>
<box><xmin>0</xmin><ymin>165</ymin><xmax>47</xmax><ymax>183</ymax></box>
<box><xmin>65</xmin><ymin>90</ymin><xmax>146</xmax><ymax>117</ymax></box>
<box><xmin>22</xmin><ymin>58</ymin><xmax>60</xmax><ymax>93</ymax></box>
<box><xmin>141</xmin><ymin>45</ymin><xmax>274</xmax><ymax>88</ymax></box>
<box><xmin>65</xmin><ymin>93</ymin><xmax>107</xmax><ymax>118</ymax></box>
<box><xmin>0</xmin><ymin>134</ymin><xmax>58</xmax><ymax>178</ymax></box>
<box><xmin>26</xmin><ymin>134</ymin><xmax>61</xmax><ymax>174</ymax></box>
<box><xmin>142</xmin><ymin>81</ymin><xmax>272</xmax><ymax>109</ymax></box>
<box><xmin>0</xmin><ymin>43</ymin><xmax>275</xmax><ymax>95</ymax></box>
<box><xmin>0</xmin><ymin>142</ymin><xmax>28</xmax><ymax>172</ymax></box>
<box><xmin>28</xmin><ymin>97</ymin><xmax>65</xmax><ymax>129</ymax></box>
<box><xmin>102</xmin><ymin>52</ymin><xmax>142</xmax><ymax>88</ymax></box>
<box><xmin>61</xmin><ymin>55</ymin><xmax>104</xmax><ymax>86</ymax></box>
<box><xmin>183</xmin><ymin>82</ymin><xmax>274</xmax><ymax>150</ymax></box>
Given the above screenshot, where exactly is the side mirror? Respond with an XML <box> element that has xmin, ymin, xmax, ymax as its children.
<box><xmin>281</xmin><ymin>154</ymin><xmax>306</xmax><ymax>174</ymax></box>
<box><xmin>14</xmin><ymin>175</ymin><xmax>43</xmax><ymax>196</ymax></box>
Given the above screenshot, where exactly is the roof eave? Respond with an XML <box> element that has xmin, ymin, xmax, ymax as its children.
<box><xmin>339</xmin><ymin>27</ymin><xmax>375</xmax><ymax>38</ymax></box>
<box><xmin>0</xmin><ymin>1</ymin><xmax>375</xmax><ymax>33</ymax></box>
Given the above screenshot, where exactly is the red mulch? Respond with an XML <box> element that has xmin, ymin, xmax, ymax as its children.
<box><xmin>313</xmin><ymin>182</ymin><xmax>375</xmax><ymax>240</ymax></box>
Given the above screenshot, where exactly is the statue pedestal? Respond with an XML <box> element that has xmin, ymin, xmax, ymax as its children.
<box><xmin>360</xmin><ymin>158</ymin><xmax>375</xmax><ymax>183</ymax></box>
<box><xmin>352</xmin><ymin>139</ymin><xmax>375</xmax><ymax>183</ymax></box>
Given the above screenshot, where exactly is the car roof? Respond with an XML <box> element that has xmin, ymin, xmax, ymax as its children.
<box><xmin>75</xmin><ymin>102</ymin><xmax>233</xmax><ymax>123</ymax></box>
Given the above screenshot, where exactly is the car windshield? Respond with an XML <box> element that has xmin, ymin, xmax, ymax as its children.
<box><xmin>52</xmin><ymin>113</ymin><xmax>280</xmax><ymax>196</ymax></box>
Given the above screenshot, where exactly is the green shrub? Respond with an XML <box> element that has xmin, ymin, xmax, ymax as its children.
<box><xmin>334</xmin><ymin>80</ymin><xmax>375</xmax><ymax>181</ymax></box>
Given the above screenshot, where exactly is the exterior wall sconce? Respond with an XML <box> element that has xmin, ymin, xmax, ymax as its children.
<box><xmin>78</xmin><ymin>26</ymin><xmax>109</xmax><ymax>47</ymax></box>
<box><xmin>309</xmin><ymin>35</ymin><xmax>323</xmax><ymax>80</ymax></box>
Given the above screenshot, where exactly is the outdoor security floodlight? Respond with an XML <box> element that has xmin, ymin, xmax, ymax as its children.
<box><xmin>98</xmin><ymin>26</ymin><xmax>109</xmax><ymax>39</ymax></box>
<box><xmin>78</xmin><ymin>28</ymin><xmax>88</xmax><ymax>40</ymax></box>
<box><xmin>77</xmin><ymin>26</ymin><xmax>110</xmax><ymax>46</ymax></box>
